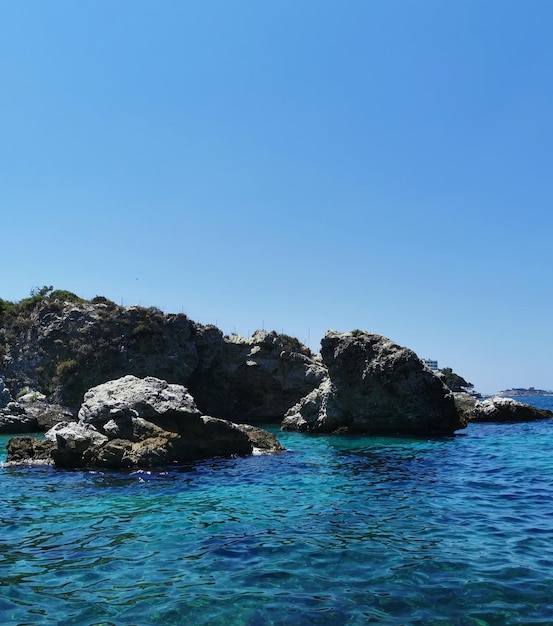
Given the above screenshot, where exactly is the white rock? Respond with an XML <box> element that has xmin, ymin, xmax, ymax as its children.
<box><xmin>45</xmin><ymin>421</ymin><xmax>108</xmax><ymax>446</ymax></box>
<box><xmin>78</xmin><ymin>375</ymin><xmax>200</xmax><ymax>428</ymax></box>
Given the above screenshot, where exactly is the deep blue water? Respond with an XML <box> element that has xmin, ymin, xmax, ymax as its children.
<box><xmin>2</xmin><ymin>396</ymin><xmax>553</xmax><ymax>625</ymax></box>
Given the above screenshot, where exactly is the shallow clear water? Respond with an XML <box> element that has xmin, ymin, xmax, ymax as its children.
<box><xmin>2</xmin><ymin>397</ymin><xmax>553</xmax><ymax>625</ymax></box>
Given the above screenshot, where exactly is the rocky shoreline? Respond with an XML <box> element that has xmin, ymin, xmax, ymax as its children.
<box><xmin>6</xmin><ymin>375</ymin><xmax>283</xmax><ymax>469</ymax></box>
<box><xmin>2</xmin><ymin>293</ymin><xmax>551</xmax><ymax>469</ymax></box>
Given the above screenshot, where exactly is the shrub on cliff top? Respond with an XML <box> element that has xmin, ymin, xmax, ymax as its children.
<box><xmin>16</xmin><ymin>285</ymin><xmax>53</xmax><ymax>313</ymax></box>
<box><xmin>49</xmin><ymin>289</ymin><xmax>84</xmax><ymax>303</ymax></box>
<box><xmin>440</xmin><ymin>367</ymin><xmax>474</xmax><ymax>392</ymax></box>
<box><xmin>0</xmin><ymin>287</ymin><xmax>85</xmax><ymax>318</ymax></box>
<box><xmin>0</xmin><ymin>298</ymin><xmax>16</xmax><ymax>316</ymax></box>
<box><xmin>91</xmin><ymin>295</ymin><xmax>118</xmax><ymax>307</ymax></box>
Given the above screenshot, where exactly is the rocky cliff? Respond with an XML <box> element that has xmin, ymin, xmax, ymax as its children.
<box><xmin>0</xmin><ymin>293</ymin><xmax>322</xmax><ymax>425</ymax></box>
<box><xmin>1</xmin><ymin>291</ymin><xmax>471</xmax><ymax>437</ymax></box>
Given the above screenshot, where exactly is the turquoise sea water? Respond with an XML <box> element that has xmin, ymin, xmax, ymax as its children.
<box><xmin>2</xmin><ymin>396</ymin><xmax>553</xmax><ymax>625</ymax></box>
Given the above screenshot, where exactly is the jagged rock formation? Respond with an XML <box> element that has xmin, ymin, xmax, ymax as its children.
<box><xmin>6</xmin><ymin>375</ymin><xmax>284</xmax><ymax>469</ymax></box>
<box><xmin>282</xmin><ymin>330</ymin><xmax>465</xmax><ymax>435</ymax></box>
<box><xmin>1</xmin><ymin>292</ymin><xmax>471</xmax><ymax>438</ymax></box>
<box><xmin>452</xmin><ymin>391</ymin><xmax>478</xmax><ymax>423</ymax></box>
<box><xmin>1</xmin><ymin>299</ymin><xmax>198</xmax><ymax>407</ymax></box>
<box><xmin>0</xmin><ymin>296</ymin><xmax>321</xmax><ymax>425</ymax></box>
<box><xmin>0</xmin><ymin>376</ymin><xmax>38</xmax><ymax>433</ymax></box>
<box><xmin>187</xmin><ymin>329</ymin><xmax>326</xmax><ymax>423</ymax></box>
<box><xmin>470</xmin><ymin>396</ymin><xmax>553</xmax><ymax>423</ymax></box>
<box><xmin>17</xmin><ymin>395</ymin><xmax>77</xmax><ymax>431</ymax></box>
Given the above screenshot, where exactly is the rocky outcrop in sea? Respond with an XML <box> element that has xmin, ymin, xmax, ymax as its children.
<box><xmin>12</xmin><ymin>290</ymin><xmax>552</xmax><ymax>449</ymax></box>
<box><xmin>281</xmin><ymin>330</ymin><xmax>465</xmax><ymax>435</ymax></box>
<box><xmin>6</xmin><ymin>375</ymin><xmax>284</xmax><ymax>469</ymax></box>
<box><xmin>0</xmin><ymin>297</ymin><xmax>324</xmax><ymax>426</ymax></box>
<box><xmin>470</xmin><ymin>396</ymin><xmax>553</xmax><ymax>423</ymax></box>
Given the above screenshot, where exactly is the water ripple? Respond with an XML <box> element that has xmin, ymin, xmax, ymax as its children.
<box><xmin>2</xmin><ymin>418</ymin><xmax>553</xmax><ymax>624</ymax></box>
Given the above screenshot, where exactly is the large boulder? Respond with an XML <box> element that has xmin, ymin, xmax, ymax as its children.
<box><xmin>0</xmin><ymin>412</ymin><xmax>38</xmax><ymax>435</ymax></box>
<box><xmin>5</xmin><ymin>375</ymin><xmax>284</xmax><ymax>468</ymax></box>
<box><xmin>17</xmin><ymin>391</ymin><xmax>77</xmax><ymax>431</ymax></box>
<box><xmin>78</xmin><ymin>375</ymin><xmax>201</xmax><ymax>433</ymax></box>
<box><xmin>6</xmin><ymin>437</ymin><xmax>55</xmax><ymax>464</ymax></box>
<box><xmin>470</xmin><ymin>396</ymin><xmax>553</xmax><ymax>423</ymax></box>
<box><xmin>0</xmin><ymin>376</ymin><xmax>38</xmax><ymax>434</ymax></box>
<box><xmin>188</xmin><ymin>330</ymin><xmax>326</xmax><ymax>424</ymax></box>
<box><xmin>282</xmin><ymin>330</ymin><xmax>465</xmax><ymax>435</ymax></box>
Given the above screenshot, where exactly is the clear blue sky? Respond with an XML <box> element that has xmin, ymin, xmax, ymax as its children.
<box><xmin>2</xmin><ymin>1</ymin><xmax>552</xmax><ymax>394</ymax></box>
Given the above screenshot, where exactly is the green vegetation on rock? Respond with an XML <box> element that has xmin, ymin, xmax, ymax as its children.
<box><xmin>0</xmin><ymin>286</ymin><xmax>84</xmax><ymax>318</ymax></box>
<box><xmin>0</xmin><ymin>287</ymin><xmax>198</xmax><ymax>408</ymax></box>
<box><xmin>440</xmin><ymin>367</ymin><xmax>474</xmax><ymax>392</ymax></box>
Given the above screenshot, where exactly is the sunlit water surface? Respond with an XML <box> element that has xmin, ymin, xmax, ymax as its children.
<box><xmin>2</xmin><ymin>396</ymin><xmax>553</xmax><ymax>625</ymax></box>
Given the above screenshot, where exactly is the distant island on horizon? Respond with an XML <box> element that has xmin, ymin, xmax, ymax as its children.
<box><xmin>496</xmin><ymin>387</ymin><xmax>553</xmax><ymax>397</ymax></box>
